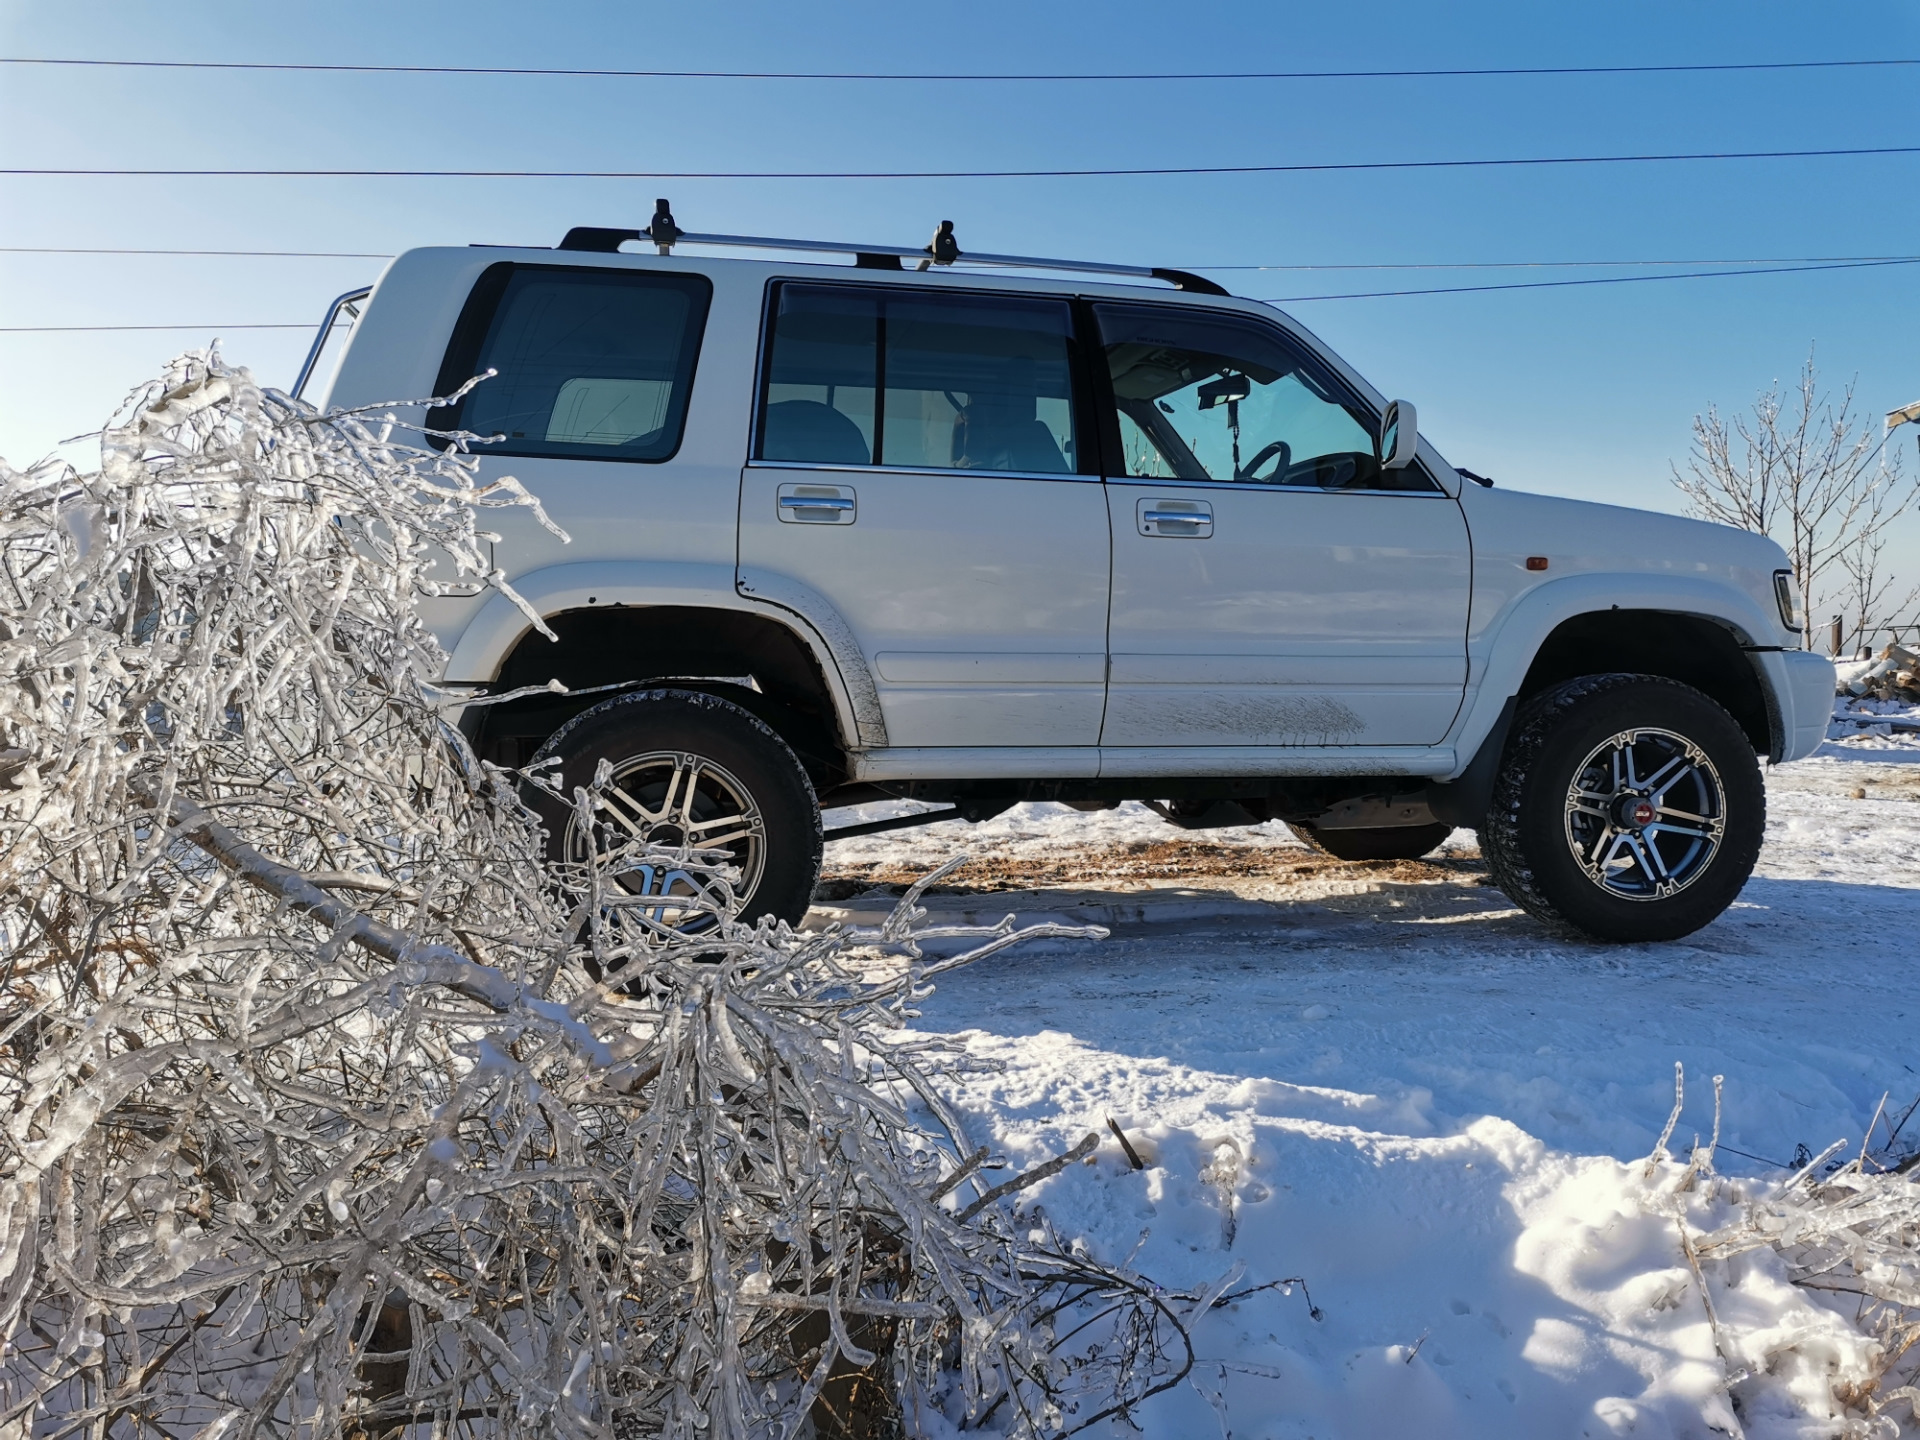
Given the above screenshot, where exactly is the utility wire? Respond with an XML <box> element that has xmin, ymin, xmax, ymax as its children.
<box><xmin>1212</xmin><ymin>254</ymin><xmax>1920</xmax><ymax>271</ymax></box>
<box><xmin>3</xmin><ymin>55</ymin><xmax>1917</xmax><ymax>82</ymax></box>
<box><xmin>0</xmin><ymin>246</ymin><xmax>390</xmax><ymax>258</ymax></box>
<box><xmin>0</xmin><ymin>323</ymin><xmax>314</xmax><ymax>333</ymax></box>
<box><xmin>1263</xmin><ymin>254</ymin><xmax>1920</xmax><ymax>300</ymax></box>
<box><xmin>6</xmin><ymin>144</ymin><xmax>1920</xmax><ymax>181</ymax></box>
<box><xmin>8</xmin><ymin>246</ymin><xmax>1920</xmax><ymax>270</ymax></box>
<box><xmin>9</xmin><ymin>253</ymin><xmax>1917</xmax><ymax>332</ymax></box>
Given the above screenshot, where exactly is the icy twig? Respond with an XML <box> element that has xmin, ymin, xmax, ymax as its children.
<box><xmin>958</xmin><ymin>1133</ymin><xmax>1100</xmax><ymax>1223</ymax></box>
<box><xmin>1644</xmin><ymin>1060</ymin><xmax>1686</xmax><ymax>1180</ymax></box>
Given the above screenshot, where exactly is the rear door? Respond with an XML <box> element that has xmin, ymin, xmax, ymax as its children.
<box><xmin>1092</xmin><ymin>302</ymin><xmax>1470</xmax><ymax>748</ymax></box>
<box><xmin>738</xmin><ymin>282</ymin><xmax>1110</xmax><ymax>749</ymax></box>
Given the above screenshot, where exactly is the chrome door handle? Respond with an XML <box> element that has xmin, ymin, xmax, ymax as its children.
<box><xmin>777</xmin><ymin>484</ymin><xmax>856</xmax><ymax>524</ymax></box>
<box><xmin>1137</xmin><ymin>498</ymin><xmax>1213</xmax><ymax>537</ymax></box>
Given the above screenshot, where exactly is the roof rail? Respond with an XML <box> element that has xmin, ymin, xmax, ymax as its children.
<box><xmin>556</xmin><ymin>200</ymin><xmax>1229</xmax><ymax>297</ymax></box>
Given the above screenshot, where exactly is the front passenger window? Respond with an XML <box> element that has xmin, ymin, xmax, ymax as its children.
<box><xmin>1094</xmin><ymin>304</ymin><xmax>1436</xmax><ymax>492</ymax></box>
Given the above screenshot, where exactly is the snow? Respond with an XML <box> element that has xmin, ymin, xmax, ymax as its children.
<box><xmin>820</xmin><ymin>733</ymin><xmax>1920</xmax><ymax>1436</ymax></box>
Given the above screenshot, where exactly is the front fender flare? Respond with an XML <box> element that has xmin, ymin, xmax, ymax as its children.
<box><xmin>1445</xmin><ymin>572</ymin><xmax>1779</xmax><ymax>771</ymax></box>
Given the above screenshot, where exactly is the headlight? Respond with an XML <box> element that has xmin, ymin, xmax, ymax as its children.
<box><xmin>1773</xmin><ymin>569</ymin><xmax>1800</xmax><ymax>633</ymax></box>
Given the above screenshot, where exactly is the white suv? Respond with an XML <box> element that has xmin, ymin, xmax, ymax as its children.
<box><xmin>308</xmin><ymin>205</ymin><xmax>1835</xmax><ymax>943</ymax></box>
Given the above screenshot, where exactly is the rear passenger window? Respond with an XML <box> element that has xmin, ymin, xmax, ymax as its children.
<box><xmin>759</xmin><ymin>284</ymin><xmax>1080</xmax><ymax>474</ymax></box>
<box><xmin>430</xmin><ymin>264</ymin><xmax>710</xmax><ymax>463</ymax></box>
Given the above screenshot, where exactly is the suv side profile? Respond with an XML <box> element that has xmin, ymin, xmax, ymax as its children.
<box><xmin>308</xmin><ymin>208</ymin><xmax>1835</xmax><ymax>944</ymax></box>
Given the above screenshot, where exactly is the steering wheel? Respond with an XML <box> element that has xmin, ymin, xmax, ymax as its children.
<box><xmin>1236</xmin><ymin>438</ymin><xmax>1291</xmax><ymax>483</ymax></box>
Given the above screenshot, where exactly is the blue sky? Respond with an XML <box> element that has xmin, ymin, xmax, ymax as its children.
<box><xmin>3</xmin><ymin>0</ymin><xmax>1918</xmax><ymax>613</ymax></box>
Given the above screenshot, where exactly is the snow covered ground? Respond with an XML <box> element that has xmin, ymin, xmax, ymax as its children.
<box><xmin>818</xmin><ymin>730</ymin><xmax>1920</xmax><ymax>1438</ymax></box>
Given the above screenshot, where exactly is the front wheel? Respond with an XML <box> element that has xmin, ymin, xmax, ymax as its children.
<box><xmin>525</xmin><ymin>689</ymin><xmax>823</xmax><ymax>935</ymax></box>
<box><xmin>1481</xmin><ymin>674</ymin><xmax>1764</xmax><ymax>943</ymax></box>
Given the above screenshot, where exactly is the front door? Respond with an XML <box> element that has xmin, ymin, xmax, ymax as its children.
<box><xmin>738</xmin><ymin>282</ymin><xmax>1110</xmax><ymax>749</ymax></box>
<box><xmin>1093</xmin><ymin>302</ymin><xmax>1470</xmax><ymax>749</ymax></box>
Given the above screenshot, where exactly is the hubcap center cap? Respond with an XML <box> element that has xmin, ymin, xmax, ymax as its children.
<box><xmin>1611</xmin><ymin>794</ymin><xmax>1657</xmax><ymax>829</ymax></box>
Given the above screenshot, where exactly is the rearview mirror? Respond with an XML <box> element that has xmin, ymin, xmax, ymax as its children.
<box><xmin>1379</xmin><ymin>400</ymin><xmax>1418</xmax><ymax>470</ymax></box>
<box><xmin>1197</xmin><ymin>373</ymin><xmax>1252</xmax><ymax>410</ymax></box>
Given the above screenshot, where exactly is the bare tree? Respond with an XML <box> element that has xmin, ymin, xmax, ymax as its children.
<box><xmin>1672</xmin><ymin>349</ymin><xmax>1916</xmax><ymax>651</ymax></box>
<box><xmin>1838</xmin><ymin>515</ymin><xmax>1920</xmax><ymax>657</ymax></box>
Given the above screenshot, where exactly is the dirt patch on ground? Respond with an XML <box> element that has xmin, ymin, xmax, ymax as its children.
<box><xmin>815</xmin><ymin>836</ymin><xmax>1491</xmax><ymax>902</ymax></box>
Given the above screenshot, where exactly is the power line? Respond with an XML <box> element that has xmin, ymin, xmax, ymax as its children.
<box><xmin>10</xmin><ymin>246</ymin><xmax>1920</xmax><ymax>270</ymax></box>
<box><xmin>1264</xmin><ymin>255</ymin><xmax>1920</xmax><ymax>300</ymax></box>
<box><xmin>8</xmin><ymin>246</ymin><xmax>1920</xmax><ymax>270</ymax></box>
<box><xmin>0</xmin><ymin>246</ymin><xmax>389</xmax><ymax>258</ymax></box>
<box><xmin>6</xmin><ymin>144</ymin><xmax>1920</xmax><ymax>181</ymax></box>
<box><xmin>10</xmin><ymin>253</ymin><xmax>1916</xmax><ymax>331</ymax></box>
<box><xmin>3</xmin><ymin>55</ymin><xmax>1917</xmax><ymax>82</ymax></box>
<box><xmin>1210</xmin><ymin>254</ymin><xmax>1920</xmax><ymax>271</ymax></box>
<box><xmin>0</xmin><ymin>323</ymin><xmax>313</xmax><ymax>333</ymax></box>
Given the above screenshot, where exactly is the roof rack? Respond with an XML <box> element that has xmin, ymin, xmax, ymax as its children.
<box><xmin>556</xmin><ymin>199</ymin><xmax>1229</xmax><ymax>297</ymax></box>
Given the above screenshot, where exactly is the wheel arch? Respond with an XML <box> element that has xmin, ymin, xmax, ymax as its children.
<box><xmin>1449</xmin><ymin>575</ymin><xmax>1783</xmax><ymax>768</ymax></box>
<box><xmin>444</xmin><ymin>562</ymin><xmax>884</xmax><ymax>778</ymax></box>
<box><xmin>1516</xmin><ymin>610</ymin><xmax>1772</xmax><ymax>753</ymax></box>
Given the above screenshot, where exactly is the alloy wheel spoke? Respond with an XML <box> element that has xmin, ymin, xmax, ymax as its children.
<box><xmin>596</xmin><ymin>786</ymin><xmax>656</xmax><ymax>838</ymax></box>
<box><xmin>655</xmin><ymin>757</ymin><xmax>691</xmax><ymax>826</ymax></box>
<box><xmin>1655</xmin><ymin>803</ymin><xmax>1711</xmax><ymax>825</ymax></box>
<box><xmin>692</xmin><ymin>825</ymin><xmax>757</xmax><ymax>850</ymax></box>
<box><xmin>1638</xmin><ymin>752</ymin><xmax>1690</xmax><ymax>795</ymax></box>
<box><xmin>1628</xmin><ymin>831</ymin><xmax>1671</xmax><ymax>881</ymax></box>
<box><xmin>1644</xmin><ymin>820</ymin><xmax>1713</xmax><ymax>843</ymax></box>
<box><xmin>685</xmin><ymin>806</ymin><xmax>753</xmax><ymax>835</ymax></box>
<box><xmin>1598</xmin><ymin>831</ymin><xmax>1638</xmax><ymax>873</ymax></box>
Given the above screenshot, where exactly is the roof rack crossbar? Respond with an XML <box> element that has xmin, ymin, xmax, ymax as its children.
<box><xmin>555</xmin><ymin>209</ymin><xmax>1230</xmax><ymax>294</ymax></box>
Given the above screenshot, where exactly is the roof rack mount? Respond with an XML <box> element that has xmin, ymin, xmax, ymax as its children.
<box><xmin>556</xmin><ymin>200</ymin><xmax>1228</xmax><ymax>296</ymax></box>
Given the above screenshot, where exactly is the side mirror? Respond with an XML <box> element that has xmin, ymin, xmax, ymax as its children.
<box><xmin>1378</xmin><ymin>400</ymin><xmax>1418</xmax><ymax>470</ymax></box>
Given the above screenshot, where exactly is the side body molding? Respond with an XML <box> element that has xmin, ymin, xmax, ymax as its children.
<box><xmin>1442</xmin><ymin>571</ymin><xmax>1782</xmax><ymax>775</ymax></box>
<box><xmin>442</xmin><ymin>560</ymin><xmax>883</xmax><ymax>750</ymax></box>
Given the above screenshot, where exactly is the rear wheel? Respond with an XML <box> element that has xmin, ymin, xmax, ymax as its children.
<box><xmin>526</xmin><ymin>689</ymin><xmax>823</xmax><ymax>936</ymax></box>
<box><xmin>1288</xmin><ymin>821</ymin><xmax>1454</xmax><ymax>862</ymax></box>
<box><xmin>1481</xmin><ymin>674</ymin><xmax>1763</xmax><ymax>942</ymax></box>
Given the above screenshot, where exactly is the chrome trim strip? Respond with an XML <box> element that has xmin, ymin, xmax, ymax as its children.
<box><xmin>747</xmin><ymin>459</ymin><xmax>1099</xmax><ymax>483</ymax></box>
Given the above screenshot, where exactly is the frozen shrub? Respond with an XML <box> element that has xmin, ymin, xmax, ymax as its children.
<box><xmin>0</xmin><ymin>353</ymin><xmax>1206</xmax><ymax>1438</ymax></box>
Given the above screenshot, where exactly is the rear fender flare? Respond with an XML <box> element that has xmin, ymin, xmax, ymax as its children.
<box><xmin>443</xmin><ymin>560</ymin><xmax>885</xmax><ymax>750</ymax></box>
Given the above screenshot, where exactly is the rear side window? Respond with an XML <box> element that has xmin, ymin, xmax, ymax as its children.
<box><xmin>430</xmin><ymin>264</ymin><xmax>711</xmax><ymax>463</ymax></box>
<box><xmin>758</xmin><ymin>284</ymin><xmax>1081</xmax><ymax>474</ymax></box>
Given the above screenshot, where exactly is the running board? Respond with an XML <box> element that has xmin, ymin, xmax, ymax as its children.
<box><xmin>823</xmin><ymin>807</ymin><xmax>963</xmax><ymax>842</ymax></box>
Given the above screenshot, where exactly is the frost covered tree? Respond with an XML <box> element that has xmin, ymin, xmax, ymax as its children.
<box><xmin>0</xmin><ymin>353</ymin><xmax>1208</xmax><ymax>1438</ymax></box>
<box><xmin>1672</xmin><ymin>349</ymin><xmax>1917</xmax><ymax>652</ymax></box>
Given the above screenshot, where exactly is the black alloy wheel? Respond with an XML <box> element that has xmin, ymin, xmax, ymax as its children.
<box><xmin>1481</xmin><ymin>674</ymin><xmax>1764</xmax><ymax>943</ymax></box>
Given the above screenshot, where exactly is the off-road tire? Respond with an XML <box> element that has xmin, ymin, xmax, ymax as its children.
<box><xmin>1287</xmin><ymin>821</ymin><xmax>1454</xmax><ymax>862</ymax></box>
<box><xmin>1481</xmin><ymin>674</ymin><xmax>1764</xmax><ymax>943</ymax></box>
<box><xmin>526</xmin><ymin>688</ymin><xmax>823</xmax><ymax>929</ymax></box>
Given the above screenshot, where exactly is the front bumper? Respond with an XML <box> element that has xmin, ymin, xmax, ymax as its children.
<box><xmin>1759</xmin><ymin>648</ymin><xmax>1836</xmax><ymax>762</ymax></box>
